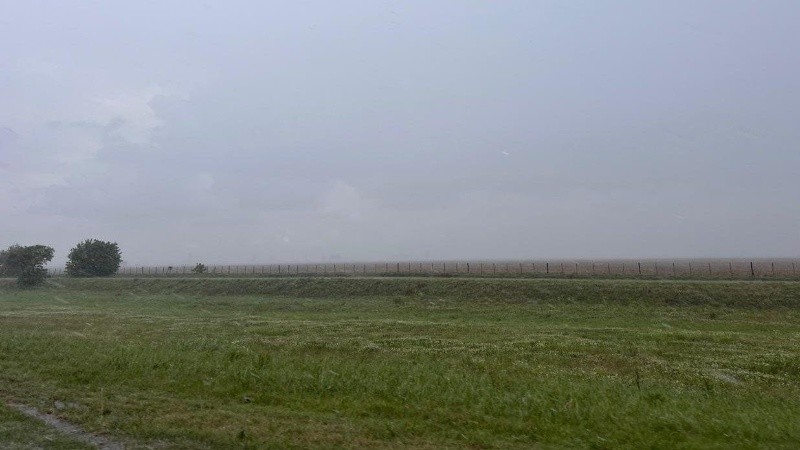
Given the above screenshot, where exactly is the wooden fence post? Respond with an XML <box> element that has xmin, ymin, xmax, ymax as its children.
<box><xmin>750</xmin><ymin>261</ymin><xmax>755</xmax><ymax>277</ymax></box>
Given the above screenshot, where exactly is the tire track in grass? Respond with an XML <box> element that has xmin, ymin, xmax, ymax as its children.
<box><xmin>7</xmin><ymin>402</ymin><xmax>124</xmax><ymax>450</ymax></box>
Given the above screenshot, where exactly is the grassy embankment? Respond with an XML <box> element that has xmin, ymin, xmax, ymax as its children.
<box><xmin>1</xmin><ymin>277</ymin><xmax>799</xmax><ymax>448</ymax></box>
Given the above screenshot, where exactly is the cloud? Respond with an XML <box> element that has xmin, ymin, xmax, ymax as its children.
<box><xmin>92</xmin><ymin>88</ymin><xmax>166</xmax><ymax>145</ymax></box>
<box><xmin>319</xmin><ymin>181</ymin><xmax>369</xmax><ymax>220</ymax></box>
<box><xmin>1</xmin><ymin>1</ymin><xmax>798</xmax><ymax>265</ymax></box>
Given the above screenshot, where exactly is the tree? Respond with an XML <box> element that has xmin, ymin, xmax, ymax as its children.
<box><xmin>66</xmin><ymin>239</ymin><xmax>122</xmax><ymax>277</ymax></box>
<box><xmin>0</xmin><ymin>248</ymin><xmax>8</xmax><ymax>277</ymax></box>
<box><xmin>0</xmin><ymin>244</ymin><xmax>55</xmax><ymax>286</ymax></box>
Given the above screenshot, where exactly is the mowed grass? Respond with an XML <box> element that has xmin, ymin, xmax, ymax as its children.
<box><xmin>0</xmin><ymin>278</ymin><xmax>799</xmax><ymax>448</ymax></box>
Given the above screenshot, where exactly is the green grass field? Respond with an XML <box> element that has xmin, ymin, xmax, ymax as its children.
<box><xmin>1</xmin><ymin>277</ymin><xmax>799</xmax><ymax>448</ymax></box>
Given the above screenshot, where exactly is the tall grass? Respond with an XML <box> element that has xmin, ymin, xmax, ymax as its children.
<box><xmin>1</xmin><ymin>279</ymin><xmax>799</xmax><ymax>448</ymax></box>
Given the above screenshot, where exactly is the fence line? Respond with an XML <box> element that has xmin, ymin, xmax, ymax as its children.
<box><xmin>45</xmin><ymin>259</ymin><xmax>800</xmax><ymax>280</ymax></box>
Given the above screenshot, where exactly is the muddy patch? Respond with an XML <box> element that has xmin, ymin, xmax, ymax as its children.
<box><xmin>8</xmin><ymin>402</ymin><xmax>124</xmax><ymax>450</ymax></box>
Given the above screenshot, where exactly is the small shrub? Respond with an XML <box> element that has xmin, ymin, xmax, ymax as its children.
<box><xmin>66</xmin><ymin>239</ymin><xmax>122</xmax><ymax>277</ymax></box>
<box><xmin>192</xmin><ymin>263</ymin><xmax>208</xmax><ymax>274</ymax></box>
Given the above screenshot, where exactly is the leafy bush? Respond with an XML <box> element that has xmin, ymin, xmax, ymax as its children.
<box><xmin>66</xmin><ymin>239</ymin><xmax>122</xmax><ymax>277</ymax></box>
<box><xmin>192</xmin><ymin>263</ymin><xmax>208</xmax><ymax>274</ymax></box>
<box><xmin>0</xmin><ymin>244</ymin><xmax>55</xmax><ymax>286</ymax></box>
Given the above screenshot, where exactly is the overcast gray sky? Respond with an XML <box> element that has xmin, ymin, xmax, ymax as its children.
<box><xmin>1</xmin><ymin>1</ymin><xmax>798</xmax><ymax>265</ymax></box>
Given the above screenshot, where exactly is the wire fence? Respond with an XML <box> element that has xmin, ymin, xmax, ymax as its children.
<box><xmin>46</xmin><ymin>259</ymin><xmax>800</xmax><ymax>280</ymax></box>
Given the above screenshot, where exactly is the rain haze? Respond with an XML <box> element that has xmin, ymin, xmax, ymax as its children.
<box><xmin>1</xmin><ymin>1</ymin><xmax>798</xmax><ymax>266</ymax></box>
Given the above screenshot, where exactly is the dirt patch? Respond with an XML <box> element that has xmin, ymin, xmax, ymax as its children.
<box><xmin>8</xmin><ymin>402</ymin><xmax>124</xmax><ymax>449</ymax></box>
